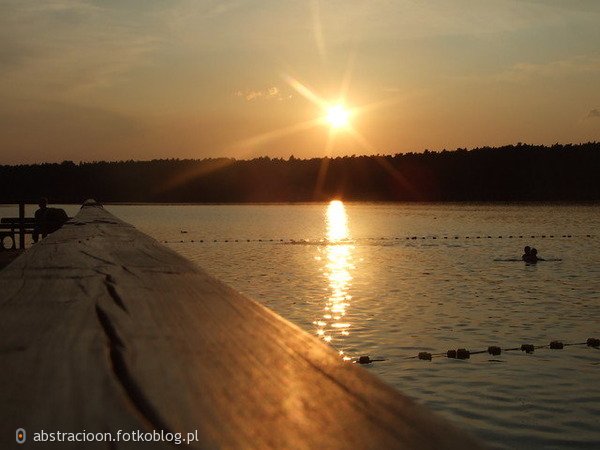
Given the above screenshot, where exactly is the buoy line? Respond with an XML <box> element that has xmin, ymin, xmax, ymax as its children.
<box><xmin>163</xmin><ymin>234</ymin><xmax>595</xmax><ymax>245</ymax></box>
<box><xmin>350</xmin><ymin>338</ymin><xmax>600</xmax><ymax>365</ymax></box>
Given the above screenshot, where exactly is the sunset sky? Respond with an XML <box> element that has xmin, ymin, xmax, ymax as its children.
<box><xmin>1</xmin><ymin>0</ymin><xmax>599</xmax><ymax>164</ymax></box>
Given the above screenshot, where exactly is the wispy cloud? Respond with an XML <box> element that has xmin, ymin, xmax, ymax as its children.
<box><xmin>314</xmin><ymin>0</ymin><xmax>600</xmax><ymax>45</ymax></box>
<box><xmin>197</xmin><ymin>1</ymin><xmax>247</xmax><ymax>20</ymax></box>
<box><xmin>495</xmin><ymin>56</ymin><xmax>600</xmax><ymax>83</ymax></box>
<box><xmin>0</xmin><ymin>0</ymin><xmax>164</xmax><ymax>100</ymax></box>
<box><xmin>588</xmin><ymin>109</ymin><xmax>600</xmax><ymax>119</ymax></box>
<box><xmin>234</xmin><ymin>86</ymin><xmax>291</xmax><ymax>102</ymax></box>
<box><xmin>451</xmin><ymin>55</ymin><xmax>600</xmax><ymax>86</ymax></box>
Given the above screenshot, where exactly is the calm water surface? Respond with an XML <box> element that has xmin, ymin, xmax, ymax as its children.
<box><xmin>3</xmin><ymin>202</ymin><xmax>598</xmax><ymax>448</ymax></box>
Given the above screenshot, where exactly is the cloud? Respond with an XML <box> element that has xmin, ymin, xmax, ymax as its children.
<box><xmin>197</xmin><ymin>1</ymin><xmax>247</xmax><ymax>19</ymax></box>
<box><xmin>234</xmin><ymin>86</ymin><xmax>290</xmax><ymax>101</ymax></box>
<box><xmin>316</xmin><ymin>0</ymin><xmax>600</xmax><ymax>46</ymax></box>
<box><xmin>0</xmin><ymin>0</ymin><xmax>165</xmax><ymax>100</ymax></box>
<box><xmin>453</xmin><ymin>55</ymin><xmax>600</xmax><ymax>86</ymax></box>
<box><xmin>588</xmin><ymin>109</ymin><xmax>600</xmax><ymax>118</ymax></box>
<box><xmin>495</xmin><ymin>56</ymin><xmax>600</xmax><ymax>83</ymax></box>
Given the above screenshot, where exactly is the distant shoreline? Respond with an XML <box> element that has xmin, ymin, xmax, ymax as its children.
<box><xmin>2</xmin><ymin>143</ymin><xmax>599</xmax><ymax>203</ymax></box>
<box><xmin>3</xmin><ymin>200</ymin><xmax>600</xmax><ymax>207</ymax></box>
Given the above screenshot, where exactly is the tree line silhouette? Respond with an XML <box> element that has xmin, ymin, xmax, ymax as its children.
<box><xmin>1</xmin><ymin>143</ymin><xmax>599</xmax><ymax>203</ymax></box>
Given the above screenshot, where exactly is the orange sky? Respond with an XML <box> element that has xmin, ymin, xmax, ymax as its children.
<box><xmin>1</xmin><ymin>0</ymin><xmax>599</xmax><ymax>164</ymax></box>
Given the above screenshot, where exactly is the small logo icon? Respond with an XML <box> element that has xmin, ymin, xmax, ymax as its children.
<box><xmin>16</xmin><ymin>428</ymin><xmax>26</xmax><ymax>444</ymax></box>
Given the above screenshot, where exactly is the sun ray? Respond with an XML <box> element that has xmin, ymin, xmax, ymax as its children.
<box><xmin>155</xmin><ymin>158</ymin><xmax>234</xmax><ymax>194</ymax></box>
<box><xmin>283</xmin><ymin>75</ymin><xmax>329</xmax><ymax>110</ymax></box>
<box><xmin>339</xmin><ymin>52</ymin><xmax>356</xmax><ymax>101</ymax></box>
<box><xmin>313</xmin><ymin>155</ymin><xmax>330</xmax><ymax>199</ymax></box>
<box><xmin>232</xmin><ymin>69</ymin><xmax>405</xmax><ymax>160</ymax></box>
<box><xmin>346</xmin><ymin>95</ymin><xmax>404</xmax><ymax>119</ymax></box>
<box><xmin>371</xmin><ymin>155</ymin><xmax>420</xmax><ymax>199</ymax></box>
<box><xmin>310</xmin><ymin>0</ymin><xmax>326</xmax><ymax>60</ymax></box>
<box><xmin>324</xmin><ymin>127</ymin><xmax>336</xmax><ymax>153</ymax></box>
<box><xmin>231</xmin><ymin>117</ymin><xmax>323</xmax><ymax>150</ymax></box>
<box><xmin>346</xmin><ymin>126</ymin><xmax>377</xmax><ymax>154</ymax></box>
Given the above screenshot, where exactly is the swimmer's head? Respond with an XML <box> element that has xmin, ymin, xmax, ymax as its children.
<box><xmin>531</xmin><ymin>248</ymin><xmax>538</xmax><ymax>256</ymax></box>
<box><xmin>524</xmin><ymin>246</ymin><xmax>531</xmax><ymax>254</ymax></box>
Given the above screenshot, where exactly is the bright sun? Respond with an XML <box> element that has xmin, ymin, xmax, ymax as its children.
<box><xmin>326</xmin><ymin>105</ymin><xmax>350</xmax><ymax>129</ymax></box>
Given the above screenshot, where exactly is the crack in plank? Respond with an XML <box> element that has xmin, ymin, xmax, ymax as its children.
<box><xmin>104</xmin><ymin>275</ymin><xmax>129</xmax><ymax>313</ymax></box>
<box><xmin>95</xmin><ymin>304</ymin><xmax>176</xmax><ymax>441</ymax></box>
<box><xmin>81</xmin><ymin>250</ymin><xmax>116</xmax><ymax>266</ymax></box>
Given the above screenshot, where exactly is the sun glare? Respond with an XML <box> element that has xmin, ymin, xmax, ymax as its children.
<box><xmin>326</xmin><ymin>200</ymin><xmax>349</xmax><ymax>242</ymax></box>
<box><xmin>273</xmin><ymin>74</ymin><xmax>382</xmax><ymax>157</ymax></box>
<box><xmin>326</xmin><ymin>105</ymin><xmax>350</xmax><ymax>129</ymax></box>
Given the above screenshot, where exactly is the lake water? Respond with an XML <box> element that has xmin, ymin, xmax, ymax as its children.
<box><xmin>3</xmin><ymin>202</ymin><xmax>599</xmax><ymax>448</ymax></box>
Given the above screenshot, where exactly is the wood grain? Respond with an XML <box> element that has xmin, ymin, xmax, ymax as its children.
<box><xmin>0</xmin><ymin>201</ymin><xmax>484</xmax><ymax>449</ymax></box>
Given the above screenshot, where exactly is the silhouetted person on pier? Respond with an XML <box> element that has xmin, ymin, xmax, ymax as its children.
<box><xmin>32</xmin><ymin>198</ymin><xmax>48</xmax><ymax>243</ymax></box>
<box><xmin>33</xmin><ymin>198</ymin><xmax>69</xmax><ymax>243</ymax></box>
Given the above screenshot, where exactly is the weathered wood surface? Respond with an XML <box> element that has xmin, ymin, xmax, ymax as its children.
<box><xmin>0</xmin><ymin>201</ymin><xmax>483</xmax><ymax>449</ymax></box>
<box><xmin>0</xmin><ymin>249</ymin><xmax>22</xmax><ymax>270</ymax></box>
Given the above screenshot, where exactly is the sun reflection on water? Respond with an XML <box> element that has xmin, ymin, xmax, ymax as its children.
<box><xmin>325</xmin><ymin>200</ymin><xmax>349</xmax><ymax>242</ymax></box>
<box><xmin>314</xmin><ymin>200</ymin><xmax>354</xmax><ymax>360</ymax></box>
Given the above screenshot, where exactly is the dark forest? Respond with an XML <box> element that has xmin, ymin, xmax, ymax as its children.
<box><xmin>1</xmin><ymin>143</ymin><xmax>599</xmax><ymax>203</ymax></box>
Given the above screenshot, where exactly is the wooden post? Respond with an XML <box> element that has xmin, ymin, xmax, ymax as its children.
<box><xmin>0</xmin><ymin>200</ymin><xmax>483</xmax><ymax>449</ymax></box>
<box><xmin>18</xmin><ymin>202</ymin><xmax>25</xmax><ymax>249</ymax></box>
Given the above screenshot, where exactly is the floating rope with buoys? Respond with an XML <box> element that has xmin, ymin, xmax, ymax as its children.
<box><xmin>351</xmin><ymin>338</ymin><xmax>600</xmax><ymax>365</ymax></box>
<box><xmin>162</xmin><ymin>234</ymin><xmax>595</xmax><ymax>245</ymax></box>
<box><xmin>159</xmin><ymin>234</ymin><xmax>598</xmax><ymax>365</ymax></box>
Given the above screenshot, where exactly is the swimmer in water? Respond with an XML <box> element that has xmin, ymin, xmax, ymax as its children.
<box><xmin>523</xmin><ymin>247</ymin><xmax>545</xmax><ymax>263</ymax></box>
<box><xmin>530</xmin><ymin>247</ymin><xmax>544</xmax><ymax>262</ymax></box>
<box><xmin>496</xmin><ymin>246</ymin><xmax>557</xmax><ymax>263</ymax></box>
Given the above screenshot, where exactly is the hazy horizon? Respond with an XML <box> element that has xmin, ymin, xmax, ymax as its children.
<box><xmin>3</xmin><ymin>141</ymin><xmax>600</xmax><ymax>166</ymax></box>
<box><xmin>1</xmin><ymin>1</ymin><xmax>599</xmax><ymax>164</ymax></box>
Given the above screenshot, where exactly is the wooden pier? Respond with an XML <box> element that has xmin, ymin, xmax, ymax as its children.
<box><xmin>0</xmin><ymin>200</ymin><xmax>482</xmax><ymax>449</ymax></box>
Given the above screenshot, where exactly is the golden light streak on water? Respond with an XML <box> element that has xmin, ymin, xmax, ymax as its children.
<box><xmin>313</xmin><ymin>200</ymin><xmax>354</xmax><ymax>356</ymax></box>
<box><xmin>326</xmin><ymin>200</ymin><xmax>349</xmax><ymax>242</ymax></box>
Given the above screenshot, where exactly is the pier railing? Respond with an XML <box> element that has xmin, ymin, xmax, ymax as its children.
<box><xmin>0</xmin><ymin>202</ymin><xmax>28</xmax><ymax>250</ymax></box>
<box><xmin>0</xmin><ymin>200</ymin><xmax>482</xmax><ymax>449</ymax></box>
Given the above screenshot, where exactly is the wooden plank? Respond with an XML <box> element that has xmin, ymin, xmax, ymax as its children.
<box><xmin>1</xmin><ymin>218</ymin><xmax>36</xmax><ymax>224</ymax></box>
<box><xmin>0</xmin><ymin>249</ymin><xmax>22</xmax><ymax>269</ymax></box>
<box><xmin>18</xmin><ymin>202</ymin><xmax>25</xmax><ymax>249</ymax></box>
<box><xmin>0</xmin><ymin>201</ymin><xmax>483</xmax><ymax>449</ymax></box>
